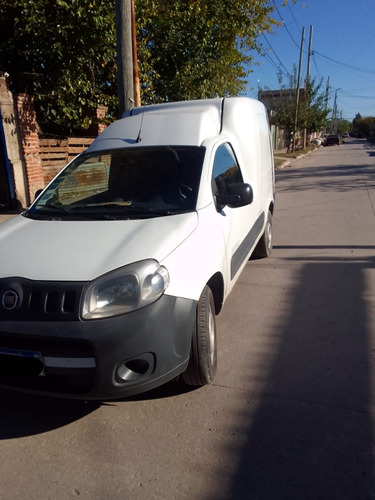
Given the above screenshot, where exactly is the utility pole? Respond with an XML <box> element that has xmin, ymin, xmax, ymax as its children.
<box><xmin>131</xmin><ymin>0</ymin><xmax>141</xmax><ymax>107</ymax></box>
<box><xmin>332</xmin><ymin>89</ymin><xmax>341</xmax><ymax>134</ymax></box>
<box><xmin>324</xmin><ymin>76</ymin><xmax>330</xmax><ymax>134</ymax></box>
<box><xmin>305</xmin><ymin>26</ymin><xmax>313</xmax><ymax>85</ymax></box>
<box><xmin>325</xmin><ymin>77</ymin><xmax>330</xmax><ymax>111</ymax></box>
<box><xmin>116</xmin><ymin>0</ymin><xmax>134</xmax><ymax>116</ymax></box>
<box><xmin>303</xmin><ymin>25</ymin><xmax>313</xmax><ymax>148</ymax></box>
<box><xmin>292</xmin><ymin>27</ymin><xmax>305</xmax><ymax>153</ymax></box>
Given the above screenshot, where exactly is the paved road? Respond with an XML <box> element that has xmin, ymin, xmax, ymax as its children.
<box><xmin>1</xmin><ymin>139</ymin><xmax>375</xmax><ymax>499</ymax></box>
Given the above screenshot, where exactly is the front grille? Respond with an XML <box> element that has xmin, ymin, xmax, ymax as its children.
<box><xmin>0</xmin><ymin>278</ymin><xmax>86</xmax><ymax>321</ymax></box>
<box><xmin>0</xmin><ymin>279</ymin><xmax>96</xmax><ymax>394</ymax></box>
<box><xmin>28</xmin><ymin>289</ymin><xmax>77</xmax><ymax>314</ymax></box>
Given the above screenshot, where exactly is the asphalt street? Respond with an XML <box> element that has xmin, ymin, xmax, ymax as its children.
<box><xmin>0</xmin><ymin>138</ymin><xmax>374</xmax><ymax>499</ymax></box>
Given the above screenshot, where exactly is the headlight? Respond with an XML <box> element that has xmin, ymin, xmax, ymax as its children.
<box><xmin>81</xmin><ymin>260</ymin><xmax>170</xmax><ymax>320</ymax></box>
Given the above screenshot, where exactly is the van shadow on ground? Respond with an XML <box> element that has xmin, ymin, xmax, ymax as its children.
<box><xmin>0</xmin><ymin>389</ymin><xmax>101</xmax><ymax>439</ymax></box>
<box><xmin>227</xmin><ymin>252</ymin><xmax>375</xmax><ymax>499</ymax></box>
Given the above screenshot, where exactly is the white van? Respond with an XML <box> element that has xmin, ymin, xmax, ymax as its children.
<box><xmin>0</xmin><ymin>97</ymin><xmax>274</xmax><ymax>399</ymax></box>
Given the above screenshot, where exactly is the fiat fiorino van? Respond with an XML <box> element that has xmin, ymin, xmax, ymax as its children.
<box><xmin>0</xmin><ymin>97</ymin><xmax>274</xmax><ymax>399</ymax></box>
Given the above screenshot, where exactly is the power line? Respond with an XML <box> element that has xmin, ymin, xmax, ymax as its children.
<box><xmin>341</xmin><ymin>95</ymin><xmax>375</xmax><ymax>100</ymax></box>
<box><xmin>272</xmin><ymin>0</ymin><xmax>300</xmax><ymax>49</ymax></box>
<box><xmin>263</xmin><ymin>53</ymin><xmax>284</xmax><ymax>72</ymax></box>
<box><xmin>344</xmin><ymin>85</ymin><xmax>375</xmax><ymax>93</ymax></box>
<box><xmin>262</xmin><ymin>34</ymin><xmax>291</xmax><ymax>78</ymax></box>
<box><xmin>286</xmin><ymin>0</ymin><xmax>301</xmax><ymax>32</ymax></box>
<box><xmin>312</xmin><ymin>52</ymin><xmax>320</xmax><ymax>78</ymax></box>
<box><xmin>314</xmin><ymin>50</ymin><xmax>375</xmax><ymax>76</ymax></box>
<box><xmin>262</xmin><ymin>51</ymin><xmax>290</xmax><ymax>81</ymax></box>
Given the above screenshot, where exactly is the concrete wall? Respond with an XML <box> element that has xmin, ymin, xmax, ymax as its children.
<box><xmin>16</xmin><ymin>93</ymin><xmax>45</xmax><ymax>203</ymax></box>
<box><xmin>0</xmin><ymin>76</ymin><xmax>29</xmax><ymax>207</ymax></box>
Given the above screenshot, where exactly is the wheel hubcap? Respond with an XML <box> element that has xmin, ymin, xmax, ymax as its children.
<box><xmin>208</xmin><ymin>305</ymin><xmax>215</xmax><ymax>365</ymax></box>
<box><xmin>266</xmin><ymin>220</ymin><xmax>272</xmax><ymax>250</ymax></box>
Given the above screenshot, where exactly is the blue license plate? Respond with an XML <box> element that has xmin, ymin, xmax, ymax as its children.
<box><xmin>0</xmin><ymin>347</ymin><xmax>44</xmax><ymax>376</ymax></box>
<box><xmin>0</xmin><ymin>347</ymin><xmax>42</xmax><ymax>361</ymax></box>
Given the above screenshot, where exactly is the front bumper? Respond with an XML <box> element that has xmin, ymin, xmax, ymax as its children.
<box><xmin>0</xmin><ymin>294</ymin><xmax>196</xmax><ymax>399</ymax></box>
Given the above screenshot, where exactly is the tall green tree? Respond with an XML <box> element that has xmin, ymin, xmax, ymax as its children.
<box><xmin>136</xmin><ymin>0</ymin><xmax>279</xmax><ymax>102</ymax></box>
<box><xmin>353</xmin><ymin>115</ymin><xmax>375</xmax><ymax>138</ymax></box>
<box><xmin>299</xmin><ymin>77</ymin><xmax>330</xmax><ymax>134</ymax></box>
<box><xmin>0</xmin><ymin>0</ymin><xmax>284</xmax><ymax>134</ymax></box>
<box><xmin>0</xmin><ymin>0</ymin><xmax>118</xmax><ymax>134</ymax></box>
<box><xmin>260</xmin><ymin>67</ymin><xmax>330</xmax><ymax>143</ymax></box>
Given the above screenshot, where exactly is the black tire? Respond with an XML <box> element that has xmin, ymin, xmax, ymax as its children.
<box><xmin>182</xmin><ymin>285</ymin><xmax>217</xmax><ymax>386</ymax></box>
<box><xmin>253</xmin><ymin>210</ymin><xmax>273</xmax><ymax>258</ymax></box>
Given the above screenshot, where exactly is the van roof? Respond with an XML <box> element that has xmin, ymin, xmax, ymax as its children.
<box><xmin>86</xmin><ymin>97</ymin><xmax>264</xmax><ymax>152</ymax></box>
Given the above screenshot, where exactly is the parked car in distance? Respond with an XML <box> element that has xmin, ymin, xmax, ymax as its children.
<box><xmin>324</xmin><ymin>134</ymin><xmax>340</xmax><ymax>146</ymax></box>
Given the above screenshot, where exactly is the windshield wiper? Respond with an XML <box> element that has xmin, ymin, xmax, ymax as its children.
<box><xmin>69</xmin><ymin>203</ymin><xmax>178</xmax><ymax>217</ymax></box>
<box><xmin>37</xmin><ymin>202</ymin><xmax>71</xmax><ymax>214</ymax></box>
<box><xmin>28</xmin><ymin>203</ymin><xmax>117</xmax><ymax>220</ymax></box>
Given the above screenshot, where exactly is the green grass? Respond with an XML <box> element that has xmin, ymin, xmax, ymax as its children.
<box><xmin>274</xmin><ymin>158</ymin><xmax>288</xmax><ymax>169</ymax></box>
<box><xmin>275</xmin><ymin>144</ymin><xmax>317</xmax><ymax>159</ymax></box>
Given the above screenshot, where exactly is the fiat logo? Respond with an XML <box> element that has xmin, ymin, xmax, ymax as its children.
<box><xmin>1</xmin><ymin>290</ymin><xmax>19</xmax><ymax>311</ymax></box>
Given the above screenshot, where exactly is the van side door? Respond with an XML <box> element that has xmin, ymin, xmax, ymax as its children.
<box><xmin>212</xmin><ymin>142</ymin><xmax>263</xmax><ymax>286</ymax></box>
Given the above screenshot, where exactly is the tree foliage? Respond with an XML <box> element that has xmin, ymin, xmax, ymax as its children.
<box><xmin>0</xmin><ymin>0</ymin><xmax>282</xmax><ymax>134</ymax></box>
<box><xmin>300</xmin><ymin>78</ymin><xmax>330</xmax><ymax>134</ymax></box>
<box><xmin>0</xmin><ymin>0</ymin><xmax>118</xmax><ymax>134</ymax></box>
<box><xmin>339</xmin><ymin>119</ymin><xmax>351</xmax><ymax>135</ymax></box>
<box><xmin>352</xmin><ymin>114</ymin><xmax>375</xmax><ymax>138</ymax></box>
<box><xmin>136</xmin><ymin>0</ymin><xmax>278</xmax><ymax>103</ymax></box>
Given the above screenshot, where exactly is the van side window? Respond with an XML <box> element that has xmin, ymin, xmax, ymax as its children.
<box><xmin>212</xmin><ymin>143</ymin><xmax>243</xmax><ymax>195</ymax></box>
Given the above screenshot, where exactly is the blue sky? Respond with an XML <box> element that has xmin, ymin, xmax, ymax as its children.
<box><xmin>245</xmin><ymin>0</ymin><xmax>375</xmax><ymax>121</ymax></box>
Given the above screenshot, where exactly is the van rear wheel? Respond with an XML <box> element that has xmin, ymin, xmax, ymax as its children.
<box><xmin>253</xmin><ymin>210</ymin><xmax>273</xmax><ymax>258</ymax></box>
<box><xmin>182</xmin><ymin>285</ymin><xmax>217</xmax><ymax>386</ymax></box>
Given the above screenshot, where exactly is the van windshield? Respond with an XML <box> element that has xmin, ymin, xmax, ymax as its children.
<box><xmin>27</xmin><ymin>146</ymin><xmax>205</xmax><ymax>220</ymax></box>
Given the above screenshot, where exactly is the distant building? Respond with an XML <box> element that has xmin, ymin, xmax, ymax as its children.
<box><xmin>258</xmin><ymin>88</ymin><xmax>305</xmax><ymax>118</ymax></box>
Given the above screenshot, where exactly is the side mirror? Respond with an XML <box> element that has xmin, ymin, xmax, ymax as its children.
<box><xmin>216</xmin><ymin>183</ymin><xmax>253</xmax><ymax>210</ymax></box>
<box><xmin>34</xmin><ymin>189</ymin><xmax>44</xmax><ymax>200</ymax></box>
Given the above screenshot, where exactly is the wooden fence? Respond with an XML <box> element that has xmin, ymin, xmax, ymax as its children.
<box><xmin>39</xmin><ymin>137</ymin><xmax>95</xmax><ymax>184</ymax></box>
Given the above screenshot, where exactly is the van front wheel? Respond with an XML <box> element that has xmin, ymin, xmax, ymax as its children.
<box><xmin>182</xmin><ymin>285</ymin><xmax>217</xmax><ymax>386</ymax></box>
<box><xmin>253</xmin><ymin>210</ymin><xmax>273</xmax><ymax>258</ymax></box>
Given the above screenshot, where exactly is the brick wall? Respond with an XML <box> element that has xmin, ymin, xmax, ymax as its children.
<box><xmin>0</xmin><ymin>74</ymin><xmax>108</xmax><ymax>207</ymax></box>
<box><xmin>96</xmin><ymin>105</ymin><xmax>108</xmax><ymax>135</ymax></box>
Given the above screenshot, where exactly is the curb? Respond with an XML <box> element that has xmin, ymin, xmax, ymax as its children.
<box><xmin>274</xmin><ymin>147</ymin><xmax>318</xmax><ymax>170</ymax></box>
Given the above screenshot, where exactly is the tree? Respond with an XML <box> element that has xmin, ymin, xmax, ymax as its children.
<box><xmin>352</xmin><ymin>115</ymin><xmax>375</xmax><ymax>138</ymax></box>
<box><xmin>261</xmin><ymin>67</ymin><xmax>330</xmax><ymax>146</ymax></box>
<box><xmin>0</xmin><ymin>0</ymin><xmax>285</xmax><ymax>133</ymax></box>
<box><xmin>299</xmin><ymin>78</ymin><xmax>330</xmax><ymax>135</ymax></box>
<box><xmin>0</xmin><ymin>0</ymin><xmax>118</xmax><ymax>135</ymax></box>
<box><xmin>135</xmin><ymin>0</ymin><xmax>279</xmax><ymax>103</ymax></box>
<box><xmin>339</xmin><ymin>120</ymin><xmax>351</xmax><ymax>135</ymax></box>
